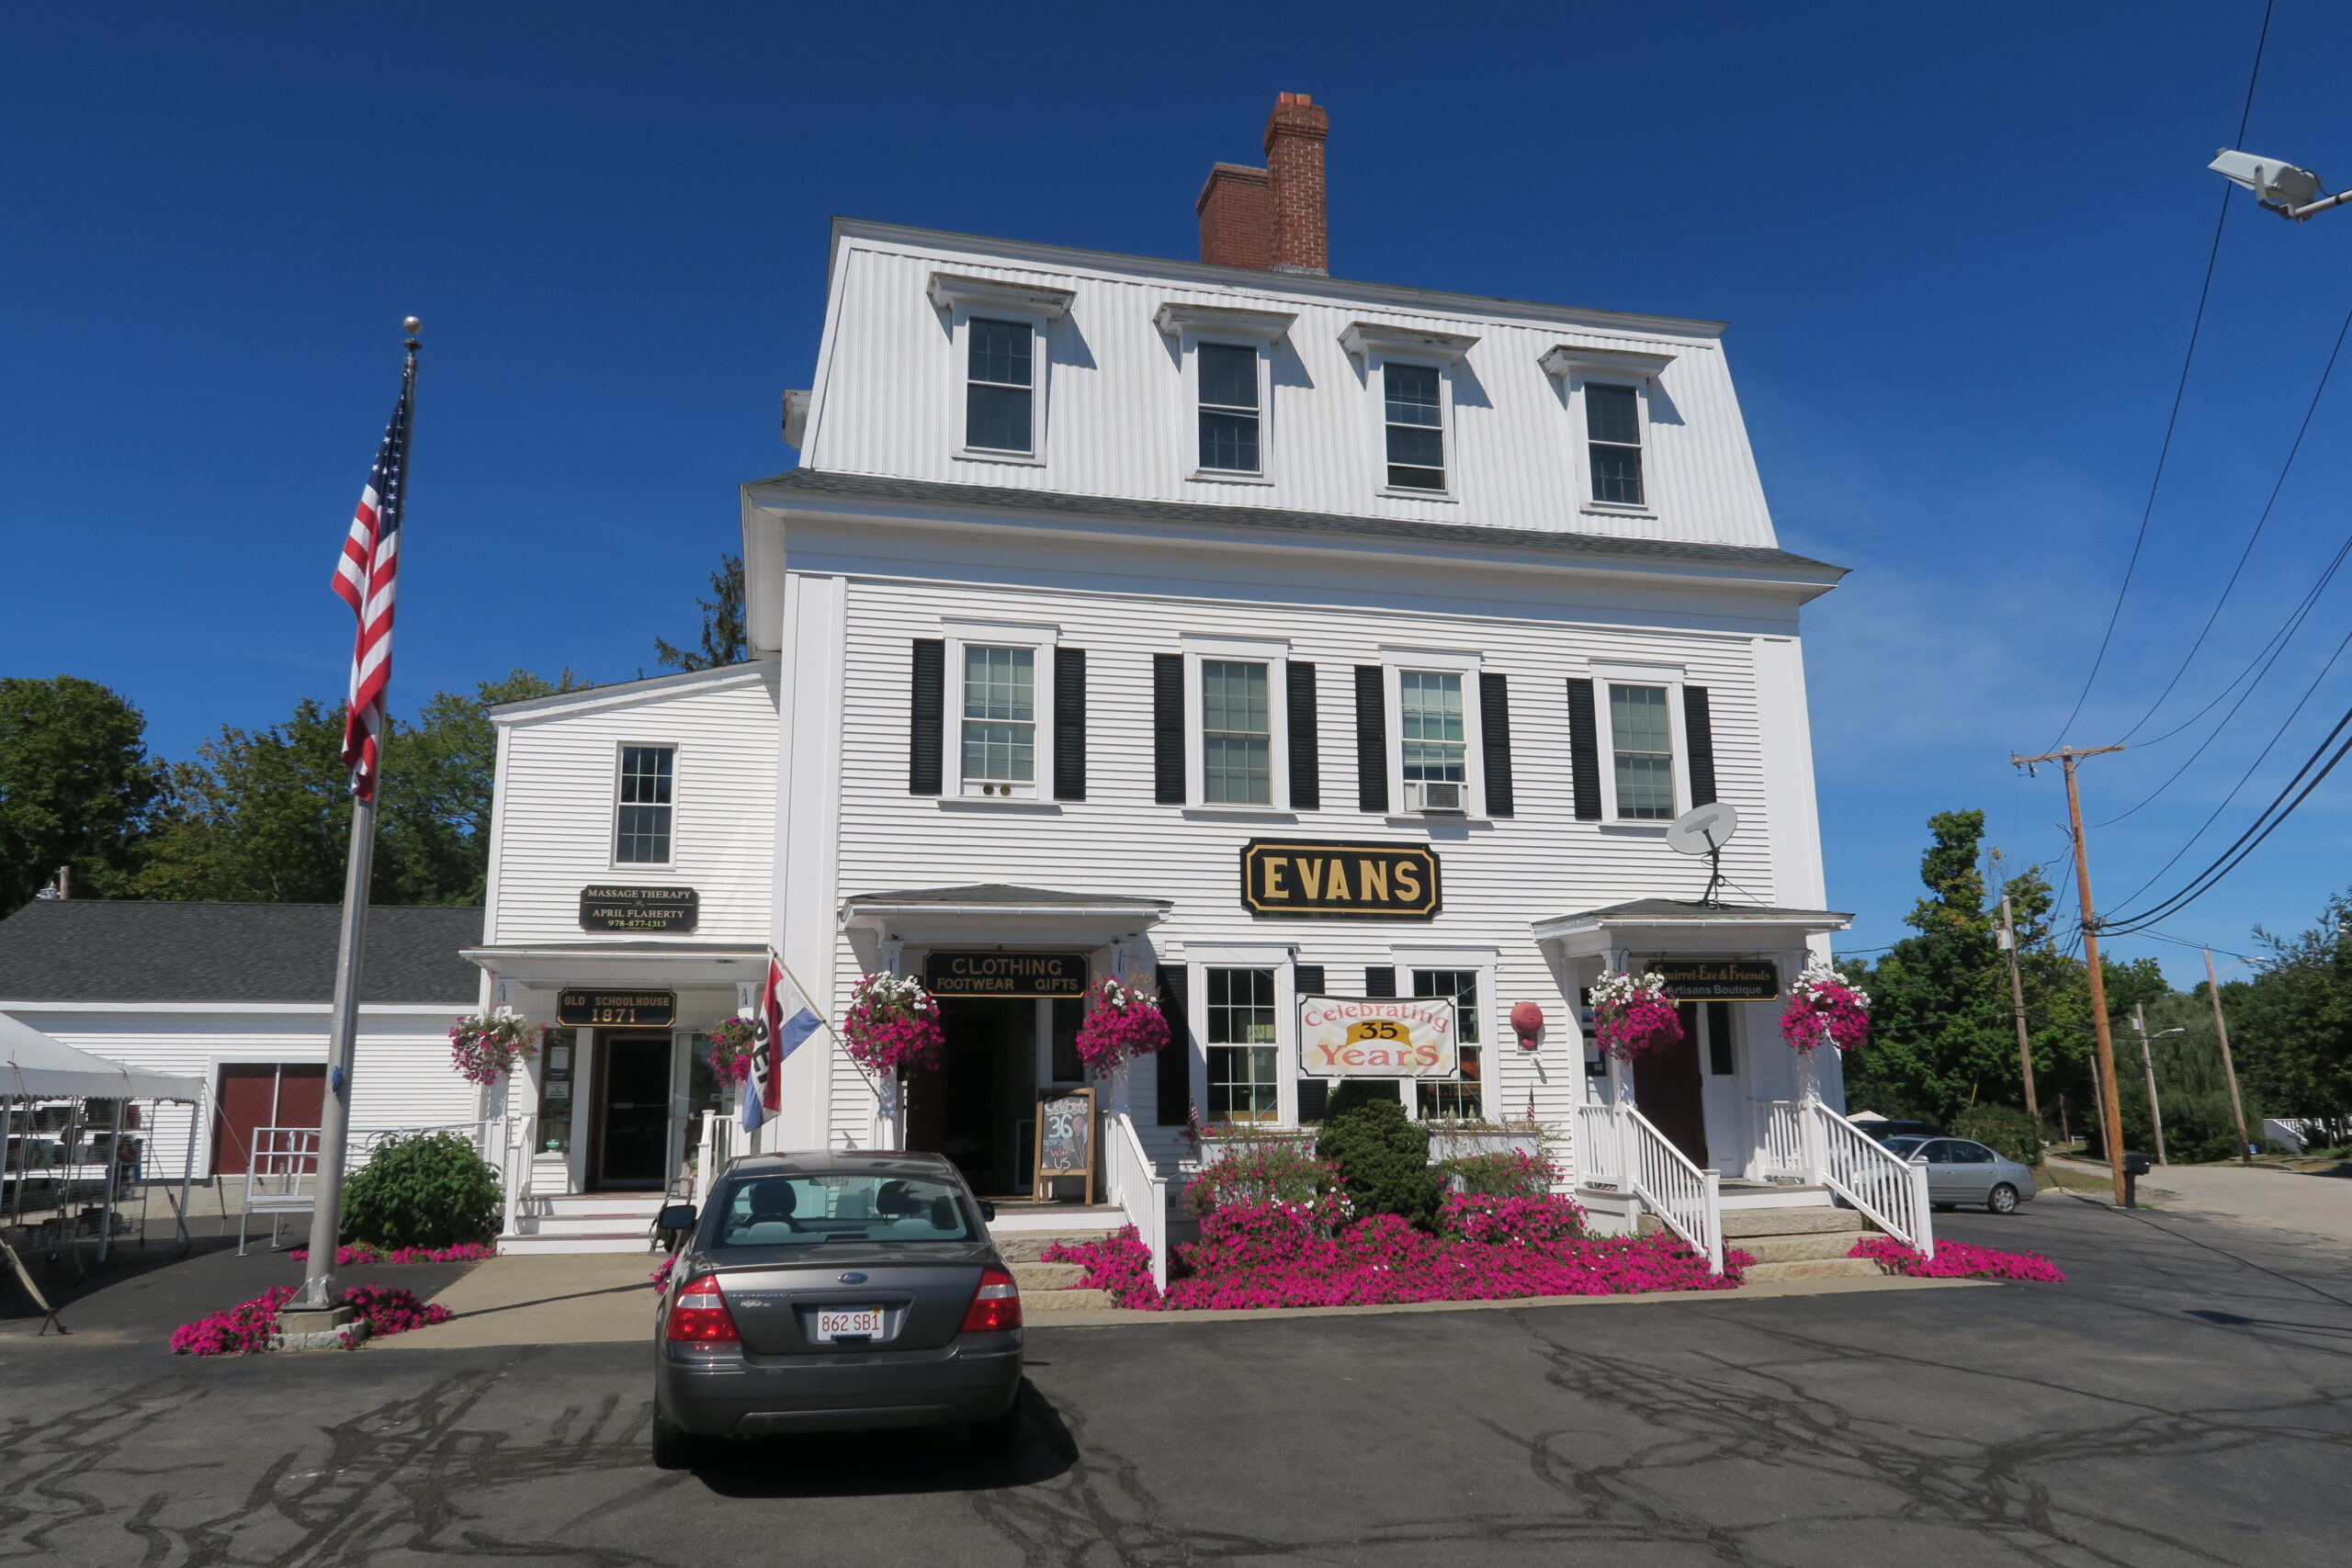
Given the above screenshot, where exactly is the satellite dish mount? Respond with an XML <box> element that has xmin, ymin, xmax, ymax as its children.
<box><xmin>1664</xmin><ymin>803</ymin><xmax>1742</xmax><ymax>906</ymax></box>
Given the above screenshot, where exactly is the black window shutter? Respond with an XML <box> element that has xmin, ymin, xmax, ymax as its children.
<box><xmin>1363</xmin><ymin>966</ymin><xmax>1397</xmax><ymax>998</ymax></box>
<box><xmin>1566</xmin><ymin>677</ymin><xmax>1602</xmax><ymax>821</ymax></box>
<box><xmin>1684</xmin><ymin>685</ymin><xmax>1717</xmax><ymax>807</ymax></box>
<box><xmin>909</xmin><ymin>639</ymin><xmax>945</xmax><ymax>795</ymax></box>
<box><xmin>1353</xmin><ymin>665</ymin><xmax>1389</xmax><ymax>813</ymax></box>
<box><xmin>1297</xmin><ymin>1080</ymin><xmax>1330</xmax><ymax>1122</ymax></box>
<box><xmin>1286</xmin><ymin>660</ymin><xmax>1320</xmax><ymax>810</ymax></box>
<box><xmin>1295</xmin><ymin>964</ymin><xmax>1325</xmax><ymax>995</ymax></box>
<box><xmin>1053</xmin><ymin>647</ymin><xmax>1086</xmax><ymax>801</ymax></box>
<box><xmin>1478</xmin><ymin>671</ymin><xmax>1514</xmax><ymax>818</ymax></box>
<box><xmin>1153</xmin><ymin>654</ymin><xmax>1186</xmax><ymax>806</ymax></box>
<box><xmin>1155</xmin><ymin>964</ymin><xmax>1191</xmax><ymax>1124</ymax></box>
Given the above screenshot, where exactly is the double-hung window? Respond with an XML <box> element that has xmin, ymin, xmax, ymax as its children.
<box><xmin>1383</xmin><ymin>363</ymin><xmax>1445</xmax><ymax>491</ymax></box>
<box><xmin>1398</xmin><ymin>671</ymin><xmax>1465</xmax><ymax>785</ymax></box>
<box><xmin>615</xmin><ymin>745</ymin><xmax>674</xmax><ymax>863</ymax></box>
<box><xmin>1609</xmin><ymin>683</ymin><xmax>1676</xmax><ymax>819</ymax></box>
<box><xmin>1201</xmin><ymin>660</ymin><xmax>1272</xmax><ymax>805</ymax></box>
<box><xmin>1586</xmin><ymin>383</ymin><xmax>1645</xmax><ymax>507</ymax></box>
<box><xmin>1205</xmin><ymin>967</ymin><xmax>1279</xmax><ymax>1123</ymax></box>
<box><xmin>961</xmin><ymin>646</ymin><xmax>1035</xmax><ymax>795</ymax></box>
<box><xmin>965</xmin><ymin>318</ymin><xmax>1035</xmax><ymax>455</ymax></box>
<box><xmin>1197</xmin><ymin>343</ymin><xmax>1261</xmax><ymax>474</ymax></box>
<box><xmin>1412</xmin><ymin>970</ymin><xmax>1482</xmax><ymax>1120</ymax></box>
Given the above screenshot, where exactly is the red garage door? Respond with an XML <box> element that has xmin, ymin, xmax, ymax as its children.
<box><xmin>211</xmin><ymin>1063</ymin><xmax>326</xmax><ymax>1178</ymax></box>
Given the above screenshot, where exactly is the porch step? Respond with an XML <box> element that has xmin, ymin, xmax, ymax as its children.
<box><xmin>993</xmin><ymin>1229</ymin><xmax>1117</xmax><ymax>1263</ymax></box>
<box><xmin>1012</xmin><ymin>1261</ymin><xmax>1086</xmax><ymax>1291</ymax></box>
<box><xmin>1025</xmin><ymin>1287</ymin><xmax>1115</xmax><ymax>1312</ymax></box>
<box><xmin>496</xmin><ymin>1231</ymin><xmax>659</xmax><ymax>1257</ymax></box>
<box><xmin>1742</xmin><ymin>1258</ymin><xmax>1884</xmax><ymax>1283</ymax></box>
<box><xmin>1729</xmin><ymin>1230</ymin><xmax>1874</xmax><ymax>1264</ymax></box>
<box><xmin>984</xmin><ymin>1202</ymin><xmax>1126</xmax><ymax>1235</ymax></box>
<box><xmin>1636</xmin><ymin>1205</ymin><xmax>1864</xmax><ymax>1240</ymax></box>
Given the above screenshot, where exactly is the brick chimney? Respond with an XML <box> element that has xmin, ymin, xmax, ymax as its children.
<box><xmin>1263</xmin><ymin>92</ymin><xmax>1329</xmax><ymax>276</ymax></box>
<box><xmin>1195</xmin><ymin>93</ymin><xmax>1329</xmax><ymax>275</ymax></box>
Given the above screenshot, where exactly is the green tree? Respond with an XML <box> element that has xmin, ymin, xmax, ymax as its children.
<box><xmin>2223</xmin><ymin>893</ymin><xmax>2352</xmax><ymax>1142</ymax></box>
<box><xmin>135</xmin><ymin>671</ymin><xmax>578</xmax><ymax>907</ymax></box>
<box><xmin>654</xmin><ymin>554</ymin><xmax>747</xmax><ymax>671</ymax></box>
<box><xmin>0</xmin><ymin>675</ymin><xmax>160</xmax><ymax>910</ymax></box>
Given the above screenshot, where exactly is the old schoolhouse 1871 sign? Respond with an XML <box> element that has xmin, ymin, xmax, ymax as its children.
<box><xmin>579</xmin><ymin>886</ymin><xmax>699</xmax><ymax>932</ymax></box>
<box><xmin>557</xmin><ymin>989</ymin><xmax>677</xmax><ymax>1027</ymax></box>
<box><xmin>923</xmin><ymin>952</ymin><xmax>1090</xmax><ymax>998</ymax></box>
<box><xmin>1643</xmin><ymin>959</ymin><xmax>1781</xmax><ymax>1000</ymax></box>
<box><xmin>1240</xmin><ymin>839</ymin><xmax>1441</xmax><ymax>919</ymax></box>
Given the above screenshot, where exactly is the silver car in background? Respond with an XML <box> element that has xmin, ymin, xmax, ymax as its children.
<box><xmin>1883</xmin><ymin>1135</ymin><xmax>2038</xmax><ymax>1214</ymax></box>
<box><xmin>650</xmin><ymin>1150</ymin><xmax>1024</xmax><ymax>1469</ymax></box>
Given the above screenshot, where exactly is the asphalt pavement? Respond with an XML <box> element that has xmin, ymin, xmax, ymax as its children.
<box><xmin>3</xmin><ymin>1193</ymin><xmax>2347</xmax><ymax>1566</ymax></box>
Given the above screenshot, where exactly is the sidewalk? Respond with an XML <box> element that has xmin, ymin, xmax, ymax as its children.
<box><xmin>2046</xmin><ymin>1156</ymin><xmax>2352</xmax><ymax>1247</ymax></box>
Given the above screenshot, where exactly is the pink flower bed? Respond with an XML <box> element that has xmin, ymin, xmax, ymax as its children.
<box><xmin>169</xmin><ymin>1282</ymin><xmax>453</xmax><ymax>1355</ymax></box>
<box><xmin>288</xmin><ymin>1242</ymin><xmax>496</xmax><ymax>1266</ymax></box>
<box><xmin>650</xmin><ymin>1255</ymin><xmax>676</xmax><ymax>1290</ymax></box>
<box><xmin>1042</xmin><ymin>1194</ymin><xmax>1748</xmax><ymax>1313</ymax></box>
<box><xmin>1850</xmin><ymin>1235</ymin><xmax>2065</xmax><ymax>1282</ymax></box>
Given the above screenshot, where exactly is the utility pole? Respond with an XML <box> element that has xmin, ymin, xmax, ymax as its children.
<box><xmin>2203</xmin><ymin>948</ymin><xmax>2254</xmax><ymax>1165</ymax></box>
<box><xmin>2132</xmin><ymin>1004</ymin><xmax>2169</xmax><ymax>1166</ymax></box>
<box><xmin>1998</xmin><ymin>895</ymin><xmax>2041</xmax><ymax>1138</ymax></box>
<box><xmin>2013</xmin><ymin>743</ymin><xmax>2130</xmax><ymax>1206</ymax></box>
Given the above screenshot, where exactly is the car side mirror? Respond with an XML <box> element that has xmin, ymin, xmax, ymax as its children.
<box><xmin>977</xmin><ymin>1200</ymin><xmax>997</xmax><ymax>1223</ymax></box>
<box><xmin>657</xmin><ymin>1203</ymin><xmax>696</xmax><ymax>1232</ymax></box>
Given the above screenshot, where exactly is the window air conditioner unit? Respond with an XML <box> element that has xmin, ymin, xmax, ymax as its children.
<box><xmin>1404</xmin><ymin>780</ymin><xmax>1465</xmax><ymax>815</ymax></box>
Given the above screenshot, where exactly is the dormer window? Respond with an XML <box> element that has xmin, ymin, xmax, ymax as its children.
<box><xmin>1197</xmin><ymin>344</ymin><xmax>1261</xmax><ymax>474</ymax></box>
<box><xmin>966</xmin><ymin>319</ymin><xmax>1035</xmax><ymax>455</ymax></box>
<box><xmin>1384</xmin><ymin>363</ymin><xmax>1445</xmax><ymax>491</ymax></box>
<box><xmin>1585</xmin><ymin>383</ymin><xmax>1645</xmax><ymax>507</ymax></box>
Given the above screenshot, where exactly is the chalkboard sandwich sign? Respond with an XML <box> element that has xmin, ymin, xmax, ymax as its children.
<box><xmin>1032</xmin><ymin>1086</ymin><xmax>1096</xmax><ymax>1203</ymax></box>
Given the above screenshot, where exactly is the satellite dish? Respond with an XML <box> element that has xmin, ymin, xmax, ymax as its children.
<box><xmin>1665</xmin><ymin>802</ymin><xmax>1739</xmax><ymax>855</ymax></box>
<box><xmin>1664</xmin><ymin>803</ymin><xmax>1739</xmax><ymax>905</ymax></box>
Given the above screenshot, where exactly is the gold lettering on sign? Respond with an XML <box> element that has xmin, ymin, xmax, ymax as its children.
<box><xmin>1297</xmin><ymin>860</ymin><xmax>1325</xmax><ymax>899</ymax></box>
<box><xmin>1356</xmin><ymin>860</ymin><xmax>1386</xmax><ymax>900</ymax></box>
<box><xmin>1324</xmin><ymin>860</ymin><xmax>1351</xmax><ymax>900</ymax></box>
<box><xmin>1392</xmin><ymin>859</ymin><xmax>1422</xmax><ymax>903</ymax></box>
<box><xmin>1264</xmin><ymin>858</ymin><xmax>1290</xmax><ymax>898</ymax></box>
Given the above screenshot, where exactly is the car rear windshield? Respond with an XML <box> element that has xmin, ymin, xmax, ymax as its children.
<box><xmin>707</xmin><ymin>1172</ymin><xmax>976</xmax><ymax>1248</ymax></box>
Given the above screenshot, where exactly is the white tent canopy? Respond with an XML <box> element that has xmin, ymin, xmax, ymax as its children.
<box><xmin>2</xmin><ymin>1011</ymin><xmax>203</xmax><ymax>1101</ymax></box>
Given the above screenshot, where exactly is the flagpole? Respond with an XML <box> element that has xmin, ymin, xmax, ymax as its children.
<box><xmin>289</xmin><ymin>320</ymin><xmax>420</xmax><ymax>1324</ymax></box>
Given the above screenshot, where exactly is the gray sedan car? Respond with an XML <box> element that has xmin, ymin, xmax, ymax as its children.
<box><xmin>1883</xmin><ymin>1135</ymin><xmax>2038</xmax><ymax>1213</ymax></box>
<box><xmin>650</xmin><ymin>1150</ymin><xmax>1024</xmax><ymax>1469</ymax></box>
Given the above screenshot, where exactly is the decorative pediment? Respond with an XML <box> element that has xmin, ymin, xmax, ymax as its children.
<box><xmin>1539</xmin><ymin>344</ymin><xmax>1677</xmax><ymax>379</ymax></box>
<box><xmin>1153</xmin><ymin>302</ymin><xmax>1297</xmax><ymax>343</ymax></box>
<box><xmin>1339</xmin><ymin>321</ymin><xmax>1479</xmax><ymax>364</ymax></box>
<box><xmin>924</xmin><ymin>272</ymin><xmax>1076</xmax><ymax>321</ymax></box>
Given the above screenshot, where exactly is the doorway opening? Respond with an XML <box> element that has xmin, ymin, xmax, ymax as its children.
<box><xmin>905</xmin><ymin>996</ymin><xmax>1085</xmax><ymax>1197</ymax></box>
<box><xmin>593</xmin><ymin>1032</ymin><xmax>673</xmax><ymax>1190</ymax></box>
<box><xmin>1634</xmin><ymin>1007</ymin><xmax>1710</xmax><ymax>1169</ymax></box>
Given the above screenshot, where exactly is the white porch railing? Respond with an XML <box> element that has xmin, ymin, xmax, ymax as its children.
<box><xmin>498</xmin><ymin>1112</ymin><xmax>537</xmax><ymax>1241</ymax></box>
<box><xmin>1106</xmin><ymin>1111</ymin><xmax>1167</xmax><ymax>1293</ymax></box>
<box><xmin>237</xmin><ymin>1127</ymin><xmax>322</xmax><ymax>1255</ymax></box>
<box><xmin>693</xmin><ymin>1107</ymin><xmax>737</xmax><ymax>1212</ymax></box>
<box><xmin>1806</xmin><ymin>1101</ymin><xmax>1934</xmax><ymax>1258</ymax></box>
<box><xmin>1757</xmin><ymin>1100</ymin><xmax>1806</xmax><ymax>1180</ymax></box>
<box><xmin>1573</xmin><ymin>1101</ymin><xmax>1723</xmax><ymax>1273</ymax></box>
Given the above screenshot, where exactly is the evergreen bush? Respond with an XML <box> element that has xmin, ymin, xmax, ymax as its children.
<box><xmin>1314</xmin><ymin>1093</ymin><xmax>1440</xmax><ymax>1230</ymax></box>
<box><xmin>1951</xmin><ymin>1104</ymin><xmax>2041</xmax><ymax>1165</ymax></box>
<box><xmin>339</xmin><ymin>1131</ymin><xmax>503</xmax><ymax>1249</ymax></box>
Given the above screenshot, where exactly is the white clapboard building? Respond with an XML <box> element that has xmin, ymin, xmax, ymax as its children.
<box><xmin>469</xmin><ymin>95</ymin><xmax>1929</xmax><ymax>1270</ymax></box>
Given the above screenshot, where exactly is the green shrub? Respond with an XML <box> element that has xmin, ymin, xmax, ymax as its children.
<box><xmin>1439</xmin><ymin>1149</ymin><xmax>1555</xmax><ymax>1197</ymax></box>
<box><xmin>1951</xmin><ymin>1105</ymin><xmax>2042</xmax><ymax>1165</ymax></box>
<box><xmin>1186</xmin><ymin>1134</ymin><xmax>1338</xmax><ymax>1216</ymax></box>
<box><xmin>1315</xmin><ymin>1093</ymin><xmax>1439</xmax><ymax>1229</ymax></box>
<box><xmin>339</xmin><ymin>1131</ymin><xmax>502</xmax><ymax>1249</ymax></box>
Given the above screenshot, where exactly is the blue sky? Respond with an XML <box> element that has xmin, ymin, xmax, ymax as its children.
<box><xmin>8</xmin><ymin>2</ymin><xmax>2352</xmax><ymax>983</ymax></box>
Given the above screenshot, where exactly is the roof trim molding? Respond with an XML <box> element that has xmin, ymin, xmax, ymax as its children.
<box><xmin>490</xmin><ymin>660</ymin><xmax>778</xmax><ymax>722</ymax></box>
<box><xmin>925</xmin><ymin>271</ymin><xmax>1075</xmax><ymax>321</ymax></box>
<box><xmin>1153</xmin><ymin>302</ymin><xmax>1297</xmax><ymax>343</ymax></box>
<box><xmin>1541</xmin><ymin>344</ymin><xmax>1677</xmax><ymax>379</ymax></box>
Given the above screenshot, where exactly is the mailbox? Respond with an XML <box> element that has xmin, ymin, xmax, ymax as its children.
<box><xmin>2121</xmin><ymin>1151</ymin><xmax>2153</xmax><ymax>1177</ymax></box>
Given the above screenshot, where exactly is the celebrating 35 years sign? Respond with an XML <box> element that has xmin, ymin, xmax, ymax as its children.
<box><xmin>1297</xmin><ymin>995</ymin><xmax>1459</xmax><ymax>1077</ymax></box>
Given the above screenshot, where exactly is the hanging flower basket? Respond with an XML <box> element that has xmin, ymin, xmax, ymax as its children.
<box><xmin>448</xmin><ymin>1009</ymin><xmax>540</xmax><ymax>1086</ymax></box>
<box><xmin>1589</xmin><ymin>972</ymin><xmax>1683</xmax><ymax>1062</ymax></box>
<box><xmin>1073</xmin><ymin>975</ymin><xmax>1170</xmax><ymax>1075</ymax></box>
<box><xmin>1779</xmin><ymin>964</ymin><xmax>1871</xmax><ymax>1053</ymax></box>
<box><xmin>842</xmin><ymin>973</ymin><xmax>946</xmax><ymax>1077</ymax></box>
<box><xmin>706</xmin><ymin>1017</ymin><xmax>758</xmax><ymax>1083</ymax></box>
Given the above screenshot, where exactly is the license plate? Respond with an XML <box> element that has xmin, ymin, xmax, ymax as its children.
<box><xmin>814</xmin><ymin>1307</ymin><xmax>885</xmax><ymax>1341</ymax></box>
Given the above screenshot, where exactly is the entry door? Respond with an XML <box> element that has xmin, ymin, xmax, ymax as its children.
<box><xmin>1633</xmin><ymin>1016</ymin><xmax>1710</xmax><ymax>1170</ymax></box>
<box><xmin>595</xmin><ymin>1033</ymin><xmax>673</xmax><ymax>1190</ymax></box>
<box><xmin>211</xmin><ymin>1063</ymin><xmax>327</xmax><ymax>1178</ymax></box>
<box><xmin>906</xmin><ymin>998</ymin><xmax>1036</xmax><ymax>1196</ymax></box>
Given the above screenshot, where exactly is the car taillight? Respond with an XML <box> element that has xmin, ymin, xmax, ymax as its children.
<box><xmin>665</xmin><ymin>1274</ymin><xmax>741</xmax><ymax>1344</ymax></box>
<box><xmin>959</xmin><ymin>1265</ymin><xmax>1022</xmax><ymax>1332</ymax></box>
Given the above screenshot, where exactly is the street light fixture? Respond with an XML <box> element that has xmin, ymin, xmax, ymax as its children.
<box><xmin>2210</xmin><ymin>148</ymin><xmax>2346</xmax><ymax>219</ymax></box>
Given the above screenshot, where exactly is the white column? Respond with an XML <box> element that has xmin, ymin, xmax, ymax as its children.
<box><xmin>773</xmin><ymin>570</ymin><xmax>847</xmax><ymax>1155</ymax></box>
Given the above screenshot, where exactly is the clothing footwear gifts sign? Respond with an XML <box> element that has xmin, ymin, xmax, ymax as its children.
<box><xmin>1241</xmin><ymin>839</ymin><xmax>1441</xmax><ymax>919</ymax></box>
<box><xmin>922</xmin><ymin>951</ymin><xmax>1091</xmax><ymax>998</ymax></box>
<box><xmin>1298</xmin><ymin>995</ymin><xmax>1459</xmax><ymax>1077</ymax></box>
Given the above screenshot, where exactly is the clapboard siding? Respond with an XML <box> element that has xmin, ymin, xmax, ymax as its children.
<box><xmin>3</xmin><ymin>1010</ymin><xmax>471</xmax><ymax>1179</ymax></box>
<box><xmin>803</xmin><ymin>227</ymin><xmax>1780</xmax><ymax>550</ymax></box>
<box><xmin>487</xmin><ymin>670</ymin><xmax>779</xmax><ymax>944</ymax></box>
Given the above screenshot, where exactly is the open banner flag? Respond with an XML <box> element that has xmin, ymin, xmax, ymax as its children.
<box><xmin>744</xmin><ymin>955</ymin><xmax>823</xmax><ymax>1135</ymax></box>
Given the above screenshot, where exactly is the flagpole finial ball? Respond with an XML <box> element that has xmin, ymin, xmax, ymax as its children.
<box><xmin>401</xmin><ymin>317</ymin><xmax>422</xmax><ymax>335</ymax></box>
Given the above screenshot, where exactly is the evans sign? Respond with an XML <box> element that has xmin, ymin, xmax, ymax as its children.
<box><xmin>1297</xmin><ymin>995</ymin><xmax>1459</xmax><ymax>1078</ymax></box>
<box><xmin>1241</xmin><ymin>839</ymin><xmax>1441</xmax><ymax>919</ymax></box>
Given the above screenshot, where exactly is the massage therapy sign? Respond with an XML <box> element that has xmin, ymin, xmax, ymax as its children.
<box><xmin>1297</xmin><ymin>995</ymin><xmax>1459</xmax><ymax>1078</ymax></box>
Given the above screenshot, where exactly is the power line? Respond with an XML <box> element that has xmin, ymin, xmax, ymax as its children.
<box><xmin>2047</xmin><ymin>0</ymin><xmax>2276</xmax><ymax>747</ymax></box>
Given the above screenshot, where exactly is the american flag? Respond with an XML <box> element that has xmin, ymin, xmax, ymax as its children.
<box><xmin>331</xmin><ymin>357</ymin><xmax>414</xmax><ymax>802</ymax></box>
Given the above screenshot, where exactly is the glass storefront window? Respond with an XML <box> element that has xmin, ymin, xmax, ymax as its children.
<box><xmin>537</xmin><ymin>1028</ymin><xmax>576</xmax><ymax>1154</ymax></box>
<box><xmin>1413</xmin><ymin>971</ymin><xmax>1483</xmax><ymax>1120</ymax></box>
<box><xmin>1206</xmin><ymin>967</ymin><xmax>1279</xmax><ymax>1123</ymax></box>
